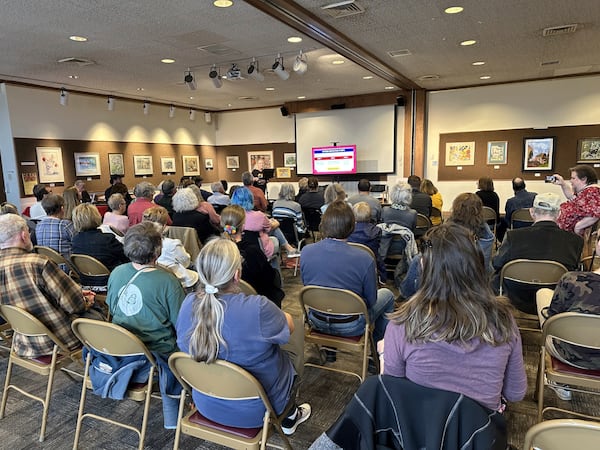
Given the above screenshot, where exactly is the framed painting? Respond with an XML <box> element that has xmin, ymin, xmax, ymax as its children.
<box><xmin>284</xmin><ymin>152</ymin><xmax>297</xmax><ymax>167</ymax></box>
<box><xmin>577</xmin><ymin>137</ymin><xmax>600</xmax><ymax>163</ymax></box>
<box><xmin>74</xmin><ymin>152</ymin><xmax>101</xmax><ymax>177</ymax></box>
<box><xmin>445</xmin><ymin>142</ymin><xmax>475</xmax><ymax>166</ymax></box>
<box><xmin>523</xmin><ymin>137</ymin><xmax>554</xmax><ymax>171</ymax></box>
<box><xmin>182</xmin><ymin>155</ymin><xmax>200</xmax><ymax>176</ymax></box>
<box><xmin>160</xmin><ymin>157</ymin><xmax>176</xmax><ymax>173</ymax></box>
<box><xmin>205</xmin><ymin>158</ymin><xmax>214</xmax><ymax>169</ymax></box>
<box><xmin>36</xmin><ymin>147</ymin><xmax>65</xmax><ymax>183</ymax></box>
<box><xmin>226</xmin><ymin>156</ymin><xmax>240</xmax><ymax>169</ymax></box>
<box><xmin>133</xmin><ymin>155</ymin><xmax>154</xmax><ymax>176</ymax></box>
<box><xmin>486</xmin><ymin>141</ymin><xmax>508</xmax><ymax>165</ymax></box>
<box><xmin>276</xmin><ymin>167</ymin><xmax>291</xmax><ymax>178</ymax></box>
<box><xmin>248</xmin><ymin>151</ymin><xmax>273</xmax><ymax>172</ymax></box>
<box><xmin>108</xmin><ymin>153</ymin><xmax>124</xmax><ymax>176</ymax></box>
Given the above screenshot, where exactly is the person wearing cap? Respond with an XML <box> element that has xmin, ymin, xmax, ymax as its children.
<box><xmin>154</xmin><ymin>179</ymin><xmax>177</xmax><ymax>218</ymax></box>
<box><xmin>492</xmin><ymin>192</ymin><xmax>583</xmax><ymax>314</ymax></box>
<box><xmin>30</xmin><ymin>183</ymin><xmax>51</xmax><ymax>220</ymax></box>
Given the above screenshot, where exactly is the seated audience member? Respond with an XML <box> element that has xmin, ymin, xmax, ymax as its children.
<box><xmin>298</xmin><ymin>177</ymin><xmax>325</xmax><ymax>210</ymax></box>
<box><xmin>71</xmin><ymin>204</ymin><xmax>128</xmax><ymax>285</ymax></box>
<box><xmin>188</xmin><ymin>184</ymin><xmax>221</xmax><ymax>227</ymax></box>
<box><xmin>221</xmin><ymin>205</ymin><xmax>285</xmax><ymax>307</ymax></box>
<box><xmin>30</xmin><ymin>183</ymin><xmax>51</xmax><ymax>220</ymax></box>
<box><xmin>36</xmin><ymin>193</ymin><xmax>75</xmax><ymax>260</ymax></box>
<box><xmin>62</xmin><ymin>186</ymin><xmax>80</xmax><ymax>221</ymax></box>
<box><xmin>348</xmin><ymin>202</ymin><xmax>387</xmax><ymax>283</ymax></box>
<box><xmin>105</xmin><ymin>175</ymin><xmax>130</xmax><ymax>205</ymax></box>
<box><xmin>0</xmin><ymin>214</ymin><xmax>98</xmax><ymax>357</ymax></box>
<box><xmin>176</xmin><ymin>238</ymin><xmax>311</xmax><ymax>433</ymax></box>
<box><xmin>321</xmin><ymin>183</ymin><xmax>347</xmax><ymax>214</ymax></box>
<box><xmin>505</xmin><ymin>177</ymin><xmax>537</xmax><ymax>229</ymax></box>
<box><xmin>301</xmin><ymin>201</ymin><xmax>395</xmax><ymax>348</ymax></box>
<box><xmin>1</xmin><ymin>202</ymin><xmax>37</xmax><ymax>244</ymax></box>
<box><xmin>142</xmin><ymin>206</ymin><xmax>198</xmax><ymax>290</ymax></box>
<box><xmin>172</xmin><ymin>187</ymin><xmax>215</xmax><ymax>244</ymax></box>
<box><xmin>154</xmin><ymin>179</ymin><xmax>177</xmax><ymax>218</ymax></box>
<box><xmin>272</xmin><ymin>183</ymin><xmax>306</xmax><ymax>238</ymax></box>
<box><xmin>128</xmin><ymin>181</ymin><xmax>157</xmax><ymax>226</ymax></box>
<box><xmin>241</xmin><ymin>171</ymin><xmax>267</xmax><ymax>212</ymax></box>
<box><xmin>193</xmin><ymin>175</ymin><xmax>212</xmax><ymax>201</ymax></box>
<box><xmin>347</xmin><ymin>179</ymin><xmax>382</xmax><ymax>223</ymax></box>
<box><xmin>102</xmin><ymin>193</ymin><xmax>129</xmax><ymax>235</ymax></box>
<box><xmin>553</xmin><ymin>164</ymin><xmax>600</xmax><ymax>234</ymax></box>
<box><xmin>106</xmin><ymin>222</ymin><xmax>185</xmax><ymax>428</ymax></box>
<box><xmin>383</xmin><ymin>224</ymin><xmax>527</xmax><ymax>413</ymax></box>
<box><xmin>207</xmin><ymin>181</ymin><xmax>231</xmax><ymax>207</ymax></box>
<box><xmin>475</xmin><ymin>176</ymin><xmax>500</xmax><ymax>222</ymax></box>
<box><xmin>493</xmin><ymin>192</ymin><xmax>583</xmax><ymax>314</ymax></box>
<box><xmin>74</xmin><ymin>179</ymin><xmax>92</xmax><ymax>203</ymax></box>
<box><xmin>382</xmin><ymin>182</ymin><xmax>417</xmax><ymax>231</ymax></box>
<box><xmin>296</xmin><ymin>177</ymin><xmax>309</xmax><ymax>202</ymax></box>
<box><xmin>220</xmin><ymin>179</ymin><xmax>229</xmax><ymax>195</ymax></box>
<box><xmin>407</xmin><ymin>175</ymin><xmax>432</xmax><ymax>217</ymax></box>
<box><xmin>420</xmin><ymin>179</ymin><xmax>443</xmax><ymax>225</ymax></box>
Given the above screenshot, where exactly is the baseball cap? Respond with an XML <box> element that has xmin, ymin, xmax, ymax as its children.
<box><xmin>533</xmin><ymin>192</ymin><xmax>561</xmax><ymax>211</ymax></box>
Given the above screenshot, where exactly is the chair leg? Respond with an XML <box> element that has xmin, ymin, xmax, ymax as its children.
<box><xmin>73</xmin><ymin>353</ymin><xmax>92</xmax><ymax>450</ymax></box>
<box><xmin>536</xmin><ymin>350</ymin><xmax>546</xmax><ymax>422</ymax></box>
<box><xmin>0</xmin><ymin>353</ymin><xmax>14</xmax><ymax>419</ymax></box>
<box><xmin>137</xmin><ymin>366</ymin><xmax>155</xmax><ymax>450</ymax></box>
<box><xmin>39</xmin><ymin>347</ymin><xmax>59</xmax><ymax>442</ymax></box>
<box><xmin>172</xmin><ymin>391</ymin><xmax>186</xmax><ymax>450</ymax></box>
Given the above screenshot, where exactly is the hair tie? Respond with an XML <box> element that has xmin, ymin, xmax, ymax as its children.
<box><xmin>223</xmin><ymin>224</ymin><xmax>237</xmax><ymax>235</ymax></box>
<box><xmin>205</xmin><ymin>284</ymin><xmax>219</xmax><ymax>294</ymax></box>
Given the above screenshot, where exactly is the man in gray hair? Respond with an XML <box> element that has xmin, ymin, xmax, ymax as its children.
<box><xmin>207</xmin><ymin>181</ymin><xmax>230</xmax><ymax>207</ymax></box>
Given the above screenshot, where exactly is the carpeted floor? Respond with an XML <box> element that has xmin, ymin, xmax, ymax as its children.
<box><xmin>0</xmin><ymin>264</ymin><xmax>598</xmax><ymax>449</ymax></box>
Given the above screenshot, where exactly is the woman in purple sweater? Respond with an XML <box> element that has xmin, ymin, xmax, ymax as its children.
<box><xmin>383</xmin><ymin>224</ymin><xmax>527</xmax><ymax>412</ymax></box>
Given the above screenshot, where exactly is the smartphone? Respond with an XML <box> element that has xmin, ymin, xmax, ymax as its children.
<box><xmin>545</xmin><ymin>175</ymin><xmax>556</xmax><ymax>183</ymax></box>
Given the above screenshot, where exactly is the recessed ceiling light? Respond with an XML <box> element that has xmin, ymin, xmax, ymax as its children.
<box><xmin>213</xmin><ymin>0</ymin><xmax>233</xmax><ymax>7</ymax></box>
<box><xmin>69</xmin><ymin>35</ymin><xmax>88</xmax><ymax>42</ymax></box>
<box><xmin>332</xmin><ymin>60</ymin><xmax>345</xmax><ymax>65</ymax></box>
<box><xmin>136</xmin><ymin>87</ymin><xmax>145</xmax><ymax>91</ymax></box>
<box><xmin>444</xmin><ymin>6</ymin><xmax>464</xmax><ymax>14</ymax></box>
<box><xmin>480</xmin><ymin>75</ymin><xmax>491</xmax><ymax>80</ymax></box>
<box><xmin>265</xmin><ymin>87</ymin><xmax>275</xmax><ymax>91</ymax></box>
<box><xmin>297</xmin><ymin>96</ymin><xmax>306</xmax><ymax>99</ymax></box>
<box><xmin>287</xmin><ymin>36</ymin><xmax>303</xmax><ymax>43</ymax></box>
<box><xmin>460</xmin><ymin>39</ymin><xmax>477</xmax><ymax>46</ymax></box>
<box><xmin>161</xmin><ymin>58</ymin><xmax>175</xmax><ymax>64</ymax></box>
<box><xmin>384</xmin><ymin>86</ymin><xmax>396</xmax><ymax>90</ymax></box>
<box><xmin>189</xmin><ymin>96</ymin><xmax>194</xmax><ymax>100</ymax></box>
<box><xmin>68</xmin><ymin>75</ymin><xmax>79</xmax><ymax>79</ymax></box>
<box><xmin>472</xmin><ymin>61</ymin><xmax>486</xmax><ymax>66</ymax></box>
<box><xmin>362</xmin><ymin>75</ymin><xmax>374</xmax><ymax>80</ymax></box>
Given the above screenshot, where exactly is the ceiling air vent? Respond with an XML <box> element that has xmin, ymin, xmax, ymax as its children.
<box><xmin>388</xmin><ymin>49</ymin><xmax>412</xmax><ymax>58</ymax></box>
<box><xmin>540</xmin><ymin>60</ymin><xmax>560</xmax><ymax>66</ymax></box>
<box><xmin>418</xmin><ymin>74</ymin><xmax>440</xmax><ymax>81</ymax></box>
<box><xmin>57</xmin><ymin>57</ymin><xmax>96</xmax><ymax>66</ymax></box>
<box><xmin>197</xmin><ymin>43</ymin><xmax>241</xmax><ymax>57</ymax></box>
<box><xmin>321</xmin><ymin>1</ymin><xmax>365</xmax><ymax>18</ymax></box>
<box><xmin>542</xmin><ymin>24</ymin><xmax>579</xmax><ymax>37</ymax></box>
<box><xmin>237</xmin><ymin>96</ymin><xmax>258</xmax><ymax>101</ymax></box>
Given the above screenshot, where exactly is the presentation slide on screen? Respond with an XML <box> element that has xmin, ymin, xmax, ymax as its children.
<box><xmin>312</xmin><ymin>146</ymin><xmax>356</xmax><ymax>174</ymax></box>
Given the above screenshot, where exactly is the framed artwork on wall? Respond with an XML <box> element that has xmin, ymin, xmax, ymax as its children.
<box><xmin>284</xmin><ymin>153</ymin><xmax>297</xmax><ymax>167</ymax></box>
<box><xmin>74</xmin><ymin>152</ymin><xmax>101</xmax><ymax>177</ymax></box>
<box><xmin>182</xmin><ymin>155</ymin><xmax>200</xmax><ymax>176</ymax></box>
<box><xmin>160</xmin><ymin>157</ymin><xmax>176</xmax><ymax>173</ymax></box>
<box><xmin>133</xmin><ymin>155</ymin><xmax>154</xmax><ymax>176</ymax></box>
<box><xmin>36</xmin><ymin>147</ymin><xmax>65</xmax><ymax>183</ymax></box>
<box><xmin>226</xmin><ymin>156</ymin><xmax>240</xmax><ymax>169</ymax></box>
<box><xmin>523</xmin><ymin>137</ymin><xmax>554</xmax><ymax>171</ymax></box>
<box><xmin>486</xmin><ymin>141</ymin><xmax>508</xmax><ymax>165</ymax></box>
<box><xmin>445</xmin><ymin>142</ymin><xmax>475</xmax><ymax>166</ymax></box>
<box><xmin>276</xmin><ymin>167</ymin><xmax>291</xmax><ymax>178</ymax></box>
<box><xmin>205</xmin><ymin>158</ymin><xmax>214</xmax><ymax>169</ymax></box>
<box><xmin>248</xmin><ymin>151</ymin><xmax>273</xmax><ymax>171</ymax></box>
<box><xmin>108</xmin><ymin>153</ymin><xmax>124</xmax><ymax>176</ymax></box>
<box><xmin>577</xmin><ymin>137</ymin><xmax>600</xmax><ymax>163</ymax></box>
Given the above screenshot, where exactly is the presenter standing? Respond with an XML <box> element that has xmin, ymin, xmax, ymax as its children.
<box><xmin>252</xmin><ymin>158</ymin><xmax>268</xmax><ymax>193</ymax></box>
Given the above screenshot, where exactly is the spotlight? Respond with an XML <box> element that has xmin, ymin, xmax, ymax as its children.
<box><xmin>143</xmin><ymin>101</ymin><xmax>149</xmax><ymax>115</ymax></box>
<box><xmin>209</xmin><ymin>65</ymin><xmax>222</xmax><ymax>88</ymax></box>
<box><xmin>189</xmin><ymin>109</ymin><xmax>196</xmax><ymax>121</ymax></box>
<box><xmin>59</xmin><ymin>88</ymin><xmax>68</xmax><ymax>106</ymax></box>
<box><xmin>293</xmin><ymin>51</ymin><xmax>307</xmax><ymax>75</ymax></box>
<box><xmin>272</xmin><ymin>54</ymin><xmax>289</xmax><ymax>80</ymax></box>
<box><xmin>107</xmin><ymin>96</ymin><xmax>115</xmax><ymax>111</ymax></box>
<box><xmin>226</xmin><ymin>63</ymin><xmax>243</xmax><ymax>80</ymax></box>
<box><xmin>247</xmin><ymin>58</ymin><xmax>264</xmax><ymax>82</ymax></box>
<box><xmin>184</xmin><ymin>70</ymin><xmax>196</xmax><ymax>90</ymax></box>
<box><xmin>169</xmin><ymin>105</ymin><xmax>175</xmax><ymax>118</ymax></box>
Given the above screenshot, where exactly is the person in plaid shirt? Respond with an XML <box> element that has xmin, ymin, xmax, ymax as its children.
<box><xmin>35</xmin><ymin>193</ymin><xmax>74</xmax><ymax>259</ymax></box>
<box><xmin>0</xmin><ymin>213</ymin><xmax>97</xmax><ymax>357</ymax></box>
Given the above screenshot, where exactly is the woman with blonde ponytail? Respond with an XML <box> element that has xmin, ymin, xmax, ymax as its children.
<box><xmin>176</xmin><ymin>238</ymin><xmax>311</xmax><ymax>433</ymax></box>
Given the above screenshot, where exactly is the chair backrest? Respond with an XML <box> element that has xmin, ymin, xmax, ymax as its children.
<box><xmin>165</xmin><ymin>226</ymin><xmax>202</xmax><ymax>263</ymax></box>
<box><xmin>348</xmin><ymin>242</ymin><xmax>376</xmax><ymax>261</ymax></box>
<box><xmin>302</xmin><ymin>208</ymin><xmax>322</xmax><ymax>232</ymax></box>
<box><xmin>275</xmin><ymin>216</ymin><xmax>300</xmax><ymax>247</ymax></box>
<box><xmin>34</xmin><ymin>245</ymin><xmax>70</xmax><ymax>266</ymax></box>
<box><xmin>523</xmin><ymin>418</ymin><xmax>600</xmax><ymax>450</ymax></box>
<box><xmin>430</xmin><ymin>207</ymin><xmax>443</xmax><ymax>224</ymax></box>
<box><xmin>71</xmin><ymin>318</ymin><xmax>155</xmax><ymax>363</ymax></box>
<box><xmin>70</xmin><ymin>254</ymin><xmax>110</xmax><ymax>276</ymax></box>
<box><xmin>415</xmin><ymin>213</ymin><xmax>432</xmax><ymax>230</ymax></box>
<box><xmin>500</xmin><ymin>259</ymin><xmax>568</xmax><ymax>287</ymax></box>
<box><xmin>300</xmin><ymin>285</ymin><xmax>369</xmax><ymax>318</ymax></box>
<box><xmin>541</xmin><ymin>312</ymin><xmax>600</xmax><ymax>350</ymax></box>
<box><xmin>580</xmin><ymin>255</ymin><xmax>600</xmax><ymax>271</ymax></box>
<box><xmin>481</xmin><ymin>206</ymin><xmax>496</xmax><ymax>223</ymax></box>
<box><xmin>510</xmin><ymin>208</ymin><xmax>534</xmax><ymax>228</ymax></box>
<box><xmin>238</xmin><ymin>279</ymin><xmax>258</xmax><ymax>296</ymax></box>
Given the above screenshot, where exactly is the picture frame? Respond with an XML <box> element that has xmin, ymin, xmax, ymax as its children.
<box><xmin>486</xmin><ymin>141</ymin><xmax>508</xmax><ymax>165</ymax></box>
<box><xmin>133</xmin><ymin>155</ymin><xmax>154</xmax><ymax>176</ymax></box>
<box><xmin>36</xmin><ymin>147</ymin><xmax>65</xmax><ymax>183</ymax></box>
<box><xmin>182</xmin><ymin>155</ymin><xmax>200</xmax><ymax>176</ymax></box>
<box><xmin>108</xmin><ymin>153</ymin><xmax>124</xmax><ymax>176</ymax></box>
<box><xmin>226</xmin><ymin>156</ymin><xmax>240</xmax><ymax>169</ymax></box>
<box><xmin>160</xmin><ymin>157</ymin><xmax>176</xmax><ymax>173</ymax></box>
<box><xmin>284</xmin><ymin>152</ymin><xmax>297</xmax><ymax>167</ymax></box>
<box><xmin>577</xmin><ymin>137</ymin><xmax>600</xmax><ymax>163</ymax></box>
<box><xmin>523</xmin><ymin>137</ymin><xmax>555</xmax><ymax>171</ymax></box>
<box><xmin>445</xmin><ymin>142</ymin><xmax>475</xmax><ymax>166</ymax></box>
<box><xmin>205</xmin><ymin>158</ymin><xmax>214</xmax><ymax>169</ymax></box>
<box><xmin>74</xmin><ymin>152</ymin><xmax>101</xmax><ymax>177</ymax></box>
<box><xmin>276</xmin><ymin>167</ymin><xmax>292</xmax><ymax>178</ymax></box>
<box><xmin>248</xmin><ymin>151</ymin><xmax>274</xmax><ymax>172</ymax></box>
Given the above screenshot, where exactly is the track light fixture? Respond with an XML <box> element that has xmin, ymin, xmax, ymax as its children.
<box><xmin>209</xmin><ymin>64</ymin><xmax>222</xmax><ymax>88</ymax></box>
<box><xmin>272</xmin><ymin>54</ymin><xmax>289</xmax><ymax>80</ymax></box>
<box><xmin>189</xmin><ymin>109</ymin><xmax>196</xmax><ymax>121</ymax></box>
<box><xmin>247</xmin><ymin>57</ymin><xmax>265</xmax><ymax>82</ymax></box>
<box><xmin>107</xmin><ymin>96</ymin><xmax>115</xmax><ymax>111</ymax></box>
<box><xmin>184</xmin><ymin>70</ymin><xmax>196</xmax><ymax>90</ymax></box>
<box><xmin>143</xmin><ymin>101</ymin><xmax>149</xmax><ymax>115</ymax></box>
<box><xmin>226</xmin><ymin>63</ymin><xmax>243</xmax><ymax>80</ymax></box>
<box><xmin>169</xmin><ymin>105</ymin><xmax>175</xmax><ymax>118</ymax></box>
<box><xmin>293</xmin><ymin>50</ymin><xmax>308</xmax><ymax>75</ymax></box>
<box><xmin>59</xmin><ymin>88</ymin><xmax>68</xmax><ymax>106</ymax></box>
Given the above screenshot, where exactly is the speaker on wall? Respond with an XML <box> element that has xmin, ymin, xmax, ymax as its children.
<box><xmin>204</xmin><ymin>112</ymin><xmax>212</xmax><ymax>124</ymax></box>
<box><xmin>331</xmin><ymin>103</ymin><xmax>346</xmax><ymax>110</ymax></box>
<box><xmin>280</xmin><ymin>106</ymin><xmax>289</xmax><ymax>116</ymax></box>
<box><xmin>396</xmin><ymin>95</ymin><xmax>405</xmax><ymax>107</ymax></box>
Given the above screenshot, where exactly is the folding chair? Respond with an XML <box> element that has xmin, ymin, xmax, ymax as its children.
<box><xmin>34</xmin><ymin>245</ymin><xmax>79</xmax><ymax>281</ymax></box>
<box><xmin>430</xmin><ymin>206</ymin><xmax>443</xmax><ymax>225</ymax></box>
<box><xmin>482</xmin><ymin>206</ymin><xmax>497</xmax><ymax>236</ymax></box>
<box><xmin>275</xmin><ymin>217</ymin><xmax>305</xmax><ymax>276</ymax></box>
<box><xmin>239</xmin><ymin>279</ymin><xmax>258</xmax><ymax>296</ymax></box>
<box><xmin>168</xmin><ymin>352</ymin><xmax>293</xmax><ymax>450</ymax></box>
<box><xmin>510</xmin><ymin>208</ymin><xmax>534</xmax><ymax>229</ymax></box>
<box><xmin>0</xmin><ymin>304</ymin><xmax>82</xmax><ymax>442</ymax></box>
<box><xmin>165</xmin><ymin>226</ymin><xmax>202</xmax><ymax>264</ymax></box>
<box><xmin>414</xmin><ymin>213</ymin><xmax>432</xmax><ymax>239</ymax></box>
<box><xmin>302</xmin><ymin>208</ymin><xmax>322</xmax><ymax>242</ymax></box>
<box><xmin>71</xmin><ymin>318</ymin><xmax>158</xmax><ymax>450</ymax></box>
<box><xmin>348</xmin><ymin>242</ymin><xmax>379</xmax><ymax>281</ymax></box>
<box><xmin>536</xmin><ymin>312</ymin><xmax>600</xmax><ymax>422</ymax></box>
<box><xmin>580</xmin><ymin>255</ymin><xmax>600</xmax><ymax>271</ymax></box>
<box><xmin>523</xmin><ymin>419</ymin><xmax>600</xmax><ymax>449</ymax></box>
<box><xmin>300</xmin><ymin>286</ymin><xmax>378</xmax><ymax>382</ymax></box>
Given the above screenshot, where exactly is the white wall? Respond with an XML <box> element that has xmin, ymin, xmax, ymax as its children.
<box><xmin>215</xmin><ymin>108</ymin><xmax>295</xmax><ymax>145</ymax></box>
<box><xmin>426</xmin><ymin>75</ymin><xmax>600</xmax><ymax>211</ymax></box>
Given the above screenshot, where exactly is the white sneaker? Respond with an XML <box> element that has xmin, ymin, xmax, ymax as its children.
<box><xmin>287</xmin><ymin>250</ymin><xmax>301</xmax><ymax>258</ymax></box>
<box><xmin>550</xmin><ymin>385</ymin><xmax>572</xmax><ymax>401</ymax></box>
<box><xmin>281</xmin><ymin>403</ymin><xmax>311</xmax><ymax>435</ymax></box>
